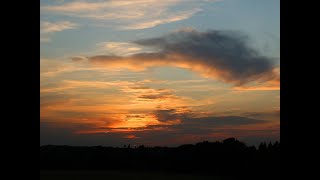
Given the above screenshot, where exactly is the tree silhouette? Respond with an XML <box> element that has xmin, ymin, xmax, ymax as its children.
<box><xmin>259</xmin><ymin>142</ymin><xmax>268</xmax><ymax>152</ymax></box>
<box><xmin>40</xmin><ymin>138</ymin><xmax>280</xmax><ymax>177</ymax></box>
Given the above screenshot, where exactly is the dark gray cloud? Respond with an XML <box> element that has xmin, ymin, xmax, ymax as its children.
<box><xmin>71</xmin><ymin>56</ymin><xmax>86</xmax><ymax>62</ymax></box>
<box><xmin>241</xmin><ymin>110</ymin><xmax>280</xmax><ymax>119</ymax></box>
<box><xmin>137</xmin><ymin>92</ymin><xmax>174</xmax><ymax>100</ymax></box>
<box><xmin>154</xmin><ymin>109</ymin><xmax>181</xmax><ymax>122</ymax></box>
<box><xmin>87</xmin><ymin>30</ymin><xmax>277</xmax><ymax>85</ymax></box>
<box><xmin>150</xmin><ymin>108</ymin><xmax>268</xmax><ymax>136</ymax></box>
<box><xmin>136</xmin><ymin>114</ymin><xmax>275</xmax><ymax>146</ymax></box>
<box><xmin>157</xmin><ymin>116</ymin><xmax>267</xmax><ymax>134</ymax></box>
<box><xmin>130</xmin><ymin>86</ymin><xmax>150</xmax><ymax>90</ymax></box>
<box><xmin>135</xmin><ymin>30</ymin><xmax>275</xmax><ymax>84</ymax></box>
<box><xmin>154</xmin><ymin>108</ymin><xmax>267</xmax><ymax>125</ymax></box>
<box><xmin>40</xmin><ymin>122</ymin><xmax>139</xmax><ymax>147</ymax></box>
<box><xmin>183</xmin><ymin>116</ymin><xmax>267</xmax><ymax>126</ymax></box>
<box><xmin>138</xmin><ymin>94</ymin><xmax>166</xmax><ymax>100</ymax></box>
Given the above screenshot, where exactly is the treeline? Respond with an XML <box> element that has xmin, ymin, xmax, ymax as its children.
<box><xmin>40</xmin><ymin>138</ymin><xmax>280</xmax><ymax>176</ymax></box>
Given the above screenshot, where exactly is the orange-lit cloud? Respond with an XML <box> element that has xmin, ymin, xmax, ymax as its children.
<box><xmin>125</xmin><ymin>135</ymin><xmax>139</xmax><ymax>139</ymax></box>
<box><xmin>40</xmin><ymin>79</ymin><xmax>192</xmax><ymax>133</ymax></box>
<box><xmin>41</xmin><ymin>80</ymin><xmax>134</xmax><ymax>93</ymax></box>
<box><xmin>233</xmin><ymin>86</ymin><xmax>279</xmax><ymax>91</ymax></box>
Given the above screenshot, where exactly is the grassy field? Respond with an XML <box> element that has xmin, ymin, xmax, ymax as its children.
<box><xmin>40</xmin><ymin>170</ymin><xmax>235</xmax><ymax>180</ymax></box>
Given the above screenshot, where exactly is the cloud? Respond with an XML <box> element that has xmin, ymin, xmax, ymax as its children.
<box><xmin>40</xmin><ymin>58</ymin><xmax>123</xmax><ymax>78</ymax></box>
<box><xmin>41</xmin><ymin>0</ymin><xmax>214</xmax><ymax>30</ymax></box>
<box><xmin>84</xmin><ymin>30</ymin><xmax>278</xmax><ymax>85</ymax></box>
<box><xmin>122</xmin><ymin>8</ymin><xmax>201</xmax><ymax>30</ymax></box>
<box><xmin>41</xmin><ymin>1</ymin><xmax>108</xmax><ymax>12</ymax></box>
<box><xmin>152</xmin><ymin>107</ymin><xmax>266</xmax><ymax>126</ymax></box>
<box><xmin>40</xmin><ymin>80</ymin><xmax>134</xmax><ymax>93</ymax></box>
<box><xmin>96</xmin><ymin>42</ymin><xmax>156</xmax><ymax>56</ymax></box>
<box><xmin>136</xmin><ymin>89</ymin><xmax>179</xmax><ymax>101</ymax></box>
<box><xmin>40</xmin><ymin>94</ymin><xmax>73</xmax><ymax>108</ymax></box>
<box><xmin>40</xmin><ymin>78</ymin><xmax>192</xmax><ymax>128</ymax></box>
<box><xmin>233</xmin><ymin>68</ymin><xmax>280</xmax><ymax>90</ymax></box>
<box><xmin>125</xmin><ymin>135</ymin><xmax>139</xmax><ymax>139</ymax></box>
<box><xmin>150</xmin><ymin>108</ymin><xmax>269</xmax><ymax>134</ymax></box>
<box><xmin>183</xmin><ymin>116</ymin><xmax>267</xmax><ymax>127</ymax></box>
<box><xmin>241</xmin><ymin>110</ymin><xmax>280</xmax><ymax>119</ymax></box>
<box><xmin>71</xmin><ymin>56</ymin><xmax>87</xmax><ymax>62</ymax></box>
<box><xmin>40</xmin><ymin>21</ymin><xmax>78</xmax><ymax>33</ymax></box>
<box><xmin>233</xmin><ymin>86</ymin><xmax>279</xmax><ymax>91</ymax></box>
<box><xmin>154</xmin><ymin>109</ymin><xmax>181</xmax><ymax>122</ymax></box>
<box><xmin>40</xmin><ymin>21</ymin><xmax>78</xmax><ymax>43</ymax></box>
<box><xmin>41</xmin><ymin>103</ymin><xmax>276</xmax><ymax>146</ymax></box>
<box><xmin>40</xmin><ymin>36</ymin><xmax>51</xmax><ymax>42</ymax></box>
<box><xmin>53</xmin><ymin>113</ymin><xmax>270</xmax><ymax>146</ymax></box>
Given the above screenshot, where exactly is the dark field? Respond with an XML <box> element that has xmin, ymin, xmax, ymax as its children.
<box><xmin>40</xmin><ymin>170</ymin><xmax>235</xmax><ymax>180</ymax></box>
<box><xmin>40</xmin><ymin>139</ymin><xmax>279</xmax><ymax>179</ymax></box>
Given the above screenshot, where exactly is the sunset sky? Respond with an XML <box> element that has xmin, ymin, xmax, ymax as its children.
<box><xmin>40</xmin><ymin>0</ymin><xmax>280</xmax><ymax>146</ymax></box>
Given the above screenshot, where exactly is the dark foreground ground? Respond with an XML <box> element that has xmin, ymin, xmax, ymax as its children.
<box><xmin>40</xmin><ymin>139</ymin><xmax>279</xmax><ymax>179</ymax></box>
<box><xmin>40</xmin><ymin>170</ymin><xmax>236</xmax><ymax>180</ymax></box>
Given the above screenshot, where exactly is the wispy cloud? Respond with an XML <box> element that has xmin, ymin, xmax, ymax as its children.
<box><xmin>41</xmin><ymin>0</ymin><xmax>215</xmax><ymax>30</ymax></box>
<box><xmin>40</xmin><ymin>21</ymin><xmax>78</xmax><ymax>43</ymax></box>
<box><xmin>233</xmin><ymin>85</ymin><xmax>279</xmax><ymax>91</ymax></box>
<box><xmin>40</xmin><ymin>36</ymin><xmax>51</xmax><ymax>43</ymax></box>
<box><xmin>122</xmin><ymin>8</ymin><xmax>201</xmax><ymax>30</ymax></box>
<box><xmin>40</xmin><ymin>79</ymin><xmax>134</xmax><ymax>93</ymax></box>
<box><xmin>96</xmin><ymin>41</ymin><xmax>157</xmax><ymax>56</ymax></box>
<box><xmin>41</xmin><ymin>21</ymin><xmax>78</xmax><ymax>33</ymax></box>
